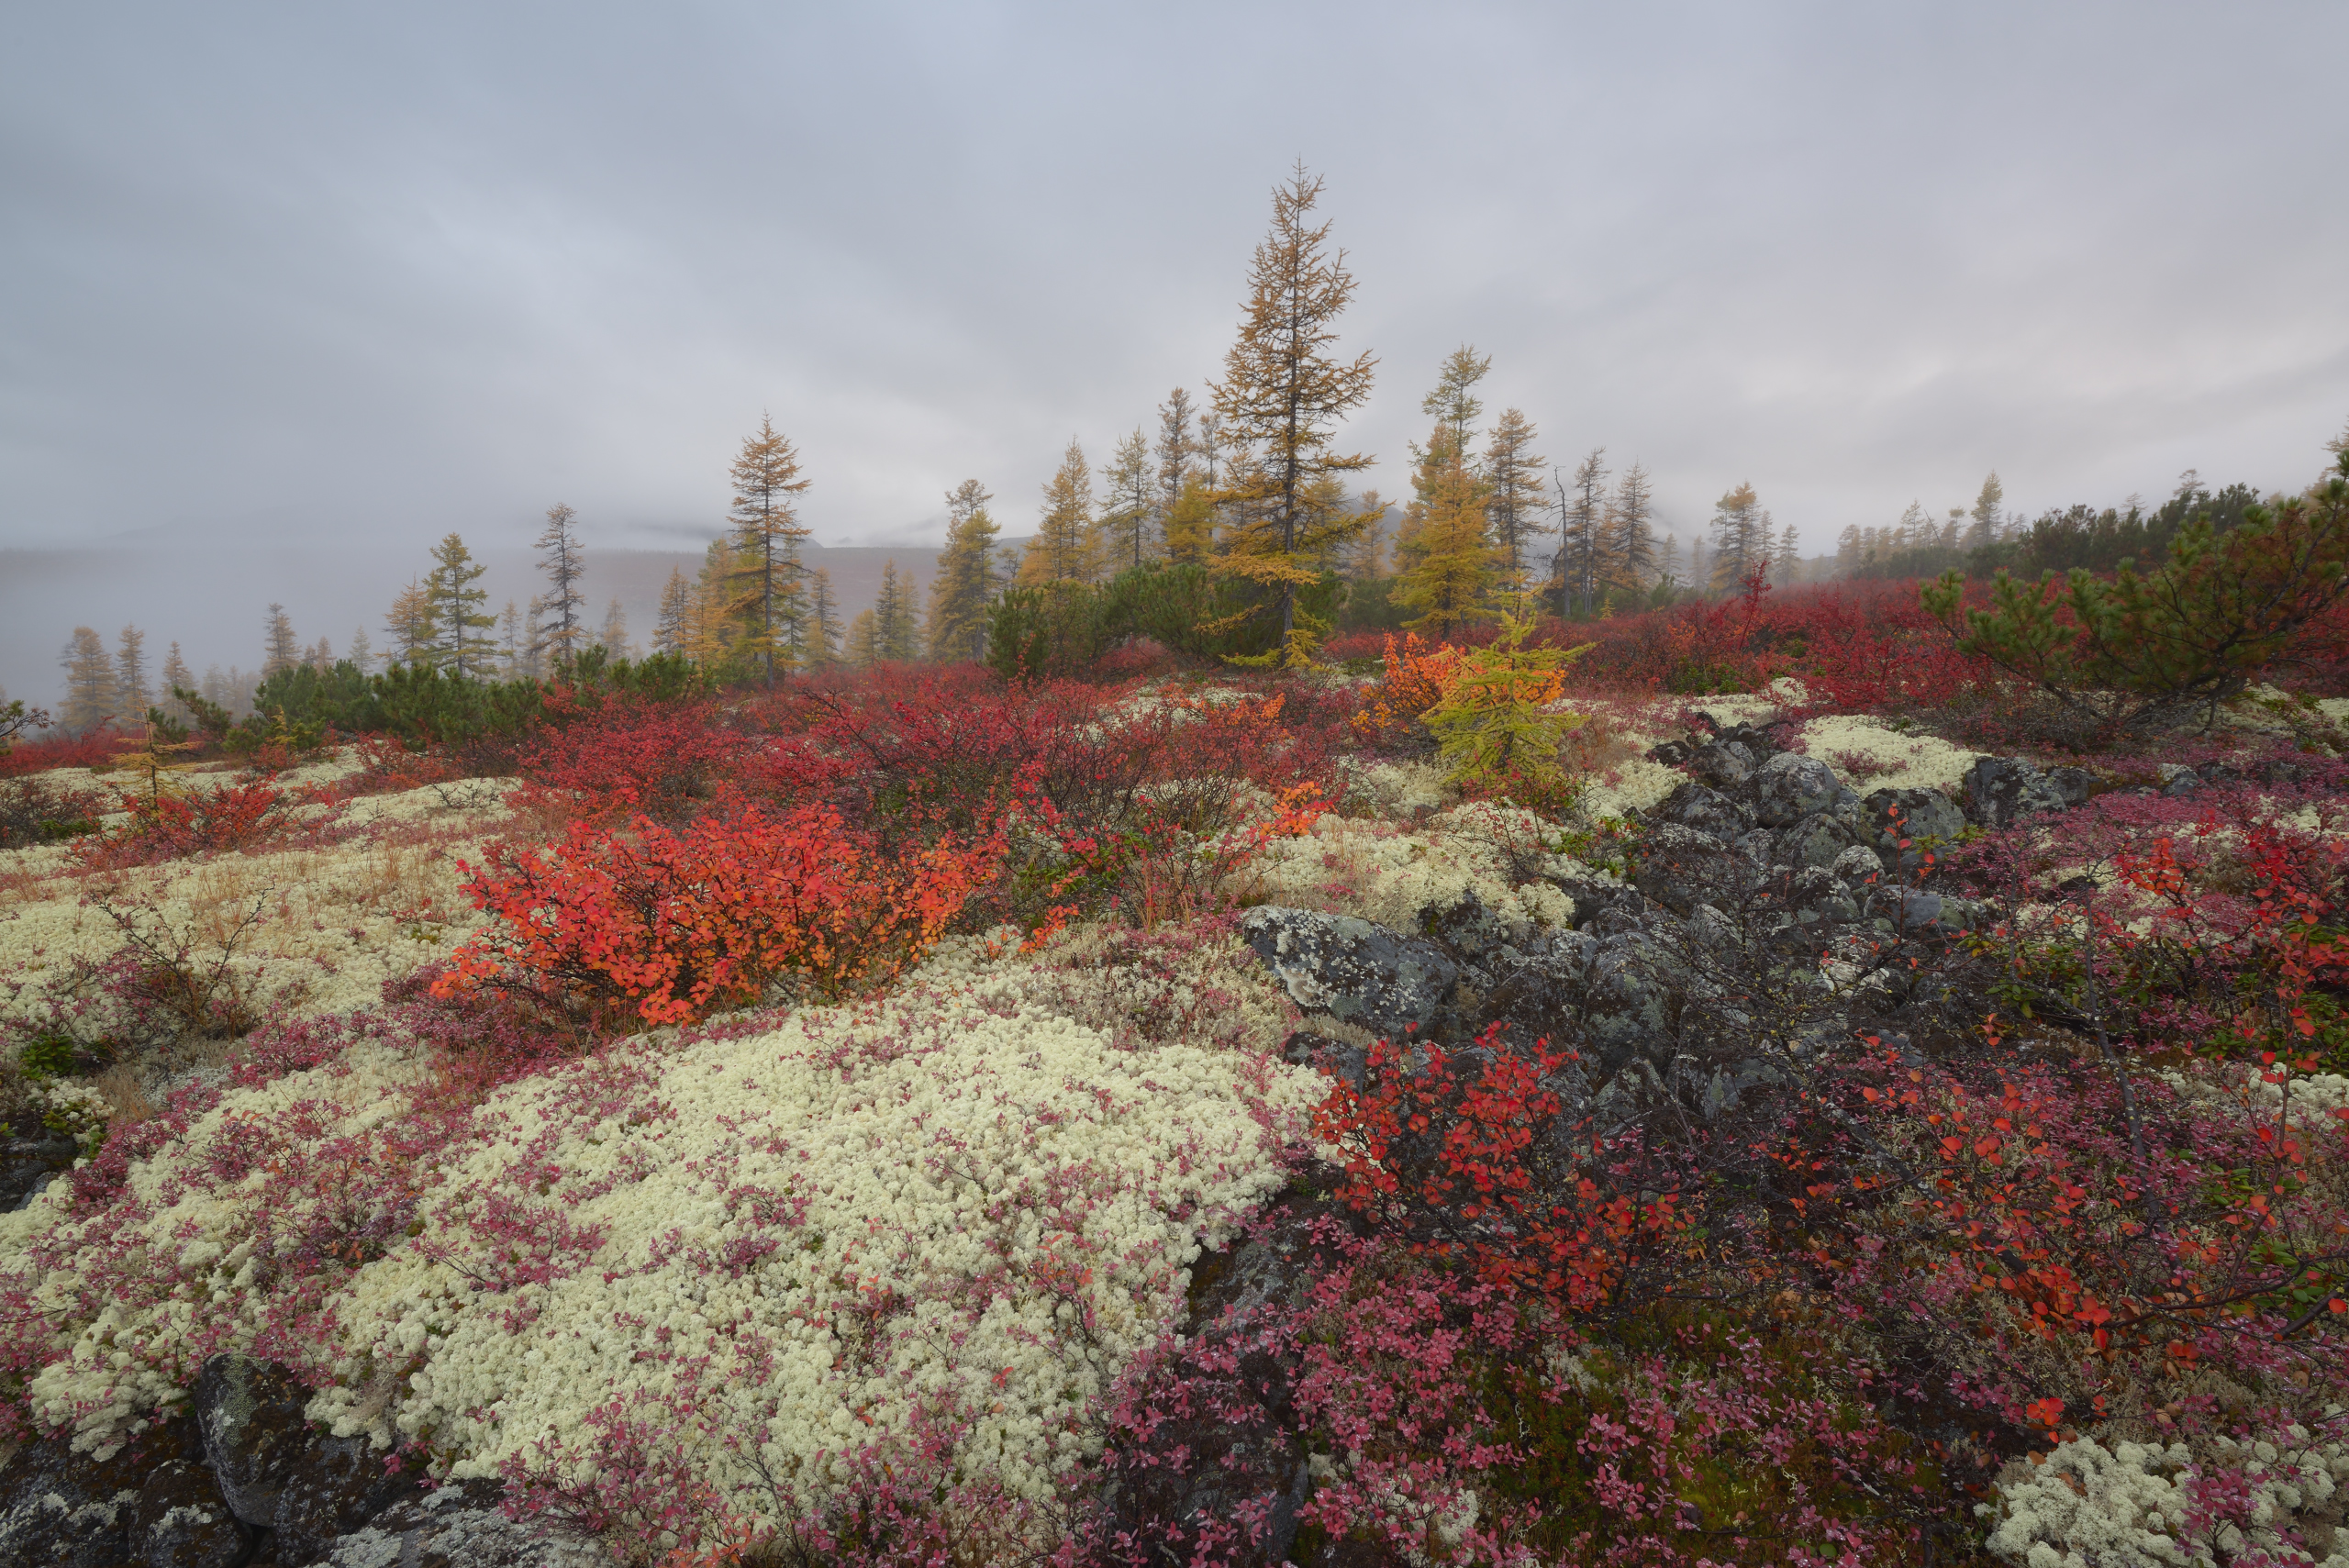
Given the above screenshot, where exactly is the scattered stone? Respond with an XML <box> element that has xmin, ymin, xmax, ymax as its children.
<box><xmin>1631</xmin><ymin>824</ymin><xmax>1735</xmax><ymax>916</ymax></box>
<box><xmin>0</xmin><ymin>1425</ymin><xmax>187</xmax><ymax>1568</ymax></box>
<box><xmin>194</xmin><ymin>1353</ymin><xmax>312</xmax><ymax>1528</ymax></box>
<box><xmin>1</xmin><ymin>1136</ymin><xmax>79</xmax><ymax>1212</ymax></box>
<box><xmin>1962</xmin><ymin>757</ymin><xmax>2075</xmax><ymax>829</ymax></box>
<box><xmin>1650</xmin><ymin>781</ymin><xmax>1752</xmax><ymax>841</ymax></box>
<box><xmin>1750</xmin><ymin>752</ymin><xmax>1851</xmax><ymax>828</ymax></box>
<box><xmin>1687</xmin><ymin>740</ymin><xmax>1754</xmax><ymax>789</ymax></box>
<box><xmin>1240</xmin><ymin>907</ymin><xmax>1460</xmax><ymax>1040</ymax></box>
<box><xmin>2157</xmin><ymin>762</ymin><xmax>2201</xmax><ymax>797</ymax></box>
<box><xmin>271</xmin><ymin>1433</ymin><xmax>420</xmax><ymax>1566</ymax></box>
<box><xmin>317</xmin><ymin>1479</ymin><xmax>612</xmax><ymax>1567</ymax></box>
<box><xmin>133</xmin><ymin>1451</ymin><xmax>254</xmax><ymax>1568</ymax></box>
<box><xmin>1862</xmin><ymin>786</ymin><xmax>1966</xmax><ymax>864</ymax></box>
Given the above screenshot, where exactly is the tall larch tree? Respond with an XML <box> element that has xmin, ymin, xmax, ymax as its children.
<box><xmin>159</xmin><ymin>641</ymin><xmax>194</xmax><ymax>717</ymax></box>
<box><xmin>1162</xmin><ymin>473</ymin><xmax>1217</xmax><ymax>567</ymax></box>
<box><xmin>1394</xmin><ymin>446</ymin><xmax>1496</xmax><ymax>639</ymax></box>
<box><xmin>1656</xmin><ymin>534</ymin><xmax>1684</xmax><ymax>591</ymax></box>
<box><xmin>872</xmin><ymin>561</ymin><xmax>919</xmax><ymax>662</ymax></box>
<box><xmin>425</xmin><ymin>533</ymin><xmax>496</xmax><ymax>678</ymax></box>
<box><xmin>689</xmin><ymin>539</ymin><xmax>738</xmax><ymax>669</ymax></box>
<box><xmin>58</xmin><ymin>627</ymin><xmax>117</xmax><ymax>732</ymax></box>
<box><xmin>115</xmin><ymin>626</ymin><xmax>150</xmax><ymax>716</ymax></box>
<box><xmin>496</xmin><ymin>601</ymin><xmax>524</xmax><ymax>677</ymax></box>
<box><xmin>347</xmin><ymin>627</ymin><xmax>373</xmax><ymax>672</ymax></box>
<box><xmin>724</xmin><ymin>415</ymin><xmax>814</xmax><ymax>685</ymax></box>
<box><xmin>600</xmin><ymin>598</ymin><xmax>631</xmax><ymax>659</ymax></box>
<box><xmin>1708</xmin><ymin>484</ymin><xmax>1769</xmax><ymax>593</ymax></box>
<box><xmin>1964</xmin><ymin>471</ymin><xmax>2006</xmax><ymax>550</ymax></box>
<box><xmin>1419</xmin><ymin>346</ymin><xmax>1491</xmax><ymax>470</ymax></box>
<box><xmin>1609</xmin><ymin>462</ymin><xmax>1656</xmax><ymax>595</ymax></box>
<box><xmin>1558</xmin><ymin>450</ymin><xmax>1610</xmax><ymax>617</ymax></box>
<box><xmin>533</xmin><ymin>502</ymin><xmax>588</xmax><ymax>666</ymax></box>
<box><xmin>1155</xmin><ymin>389</ymin><xmax>1199</xmax><ymax>523</ymax></box>
<box><xmin>1482</xmin><ymin>408</ymin><xmax>1548</xmax><ymax>586</ymax></box>
<box><xmin>1210</xmin><ymin>163</ymin><xmax>1378</xmax><ymax>662</ymax></box>
<box><xmin>1393</xmin><ymin>428</ymin><xmax>1455</xmax><ymax>579</ymax></box>
<box><xmin>926</xmin><ymin>480</ymin><xmax>1000</xmax><ymax>663</ymax></box>
<box><xmin>262</xmin><ymin>605</ymin><xmax>300</xmax><ymax>678</ymax></box>
<box><xmin>1024</xmin><ymin>438</ymin><xmax>1096</xmax><ymax>584</ymax></box>
<box><xmin>385</xmin><ymin>579</ymin><xmax>435</xmax><ymax>667</ymax></box>
<box><xmin>1098</xmin><ymin>428</ymin><xmax>1155</xmax><ymax>573</ymax></box>
<box><xmin>1773</xmin><ymin>522</ymin><xmax>1802</xmax><ymax>583</ymax></box>
<box><xmin>1339</xmin><ymin>492</ymin><xmax>1388</xmax><ymax>581</ymax></box>
<box><xmin>807</xmin><ymin>567</ymin><xmax>844</xmax><ymax>666</ymax></box>
<box><xmin>843</xmin><ymin>608</ymin><xmax>880</xmax><ymax>668</ymax></box>
<box><xmin>654</xmin><ymin>568</ymin><xmax>693</xmax><ymax>656</ymax></box>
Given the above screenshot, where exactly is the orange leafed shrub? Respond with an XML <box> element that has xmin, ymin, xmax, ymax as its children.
<box><xmin>434</xmin><ymin>806</ymin><xmax>1005</xmax><ymax>1028</ymax></box>
<box><xmin>1348</xmin><ymin>631</ymin><xmax>1461</xmax><ymax>744</ymax></box>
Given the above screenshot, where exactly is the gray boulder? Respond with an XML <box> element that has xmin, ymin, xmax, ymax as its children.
<box><xmin>1962</xmin><ymin>757</ymin><xmax>2075</xmax><ymax>829</ymax></box>
<box><xmin>1650</xmin><ymin>780</ymin><xmax>1752</xmax><ymax>841</ymax></box>
<box><xmin>133</xmin><ymin>1454</ymin><xmax>253</xmax><ymax>1568</ymax></box>
<box><xmin>273</xmin><ymin>1432</ymin><xmax>421</xmax><ymax>1565</ymax></box>
<box><xmin>1862</xmin><ymin>787</ymin><xmax>1966</xmax><ymax>866</ymax></box>
<box><xmin>0</xmin><ymin>1425</ymin><xmax>191</xmax><ymax>1568</ymax></box>
<box><xmin>1687</xmin><ymin>740</ymin><xmax>1755</xmax><ymax>789</ymax></box>
<box><xmin>1240</xmin><ymin>906</ymin><xmax>1460</xmax><ymax>1040</ymax></box>
<box><xmin>1773</xmin><ymin>811</ymin><xmax>1863</xmax><ymax>870</ymax></box>
<box><xmin>320</xmin><ymin>1479</ymin><xmax>612</xmax><ymax>1567</ymax></box>
<box><xmin>1631</xmin><ymin>824</ymin><xmax>1734</xmax><ymax>916</ymax></box>
<box><xmin>2</xmin><ymin>1135</ymin><xmax>80</xmax><ymax>1212</ymax></box>
<box><xmin>1750</xmin><ymin>753</ymin><xmax>1850</xmax><ymax>828</ymax></box>
<box><xmin>193</xmin><ymin>1352</ymin><xmax>310</xmax><ymax>1527</ymax></box>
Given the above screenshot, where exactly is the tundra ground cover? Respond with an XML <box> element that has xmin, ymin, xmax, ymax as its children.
<box><xmin>6</xmin><ymin>611</ymin><xmax>2349</xmax><ymax>1566</ymax></box>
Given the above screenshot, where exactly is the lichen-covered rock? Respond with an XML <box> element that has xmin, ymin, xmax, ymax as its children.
<box><xmin>193</xmin><ymin>1352</ymin><xmax>311</xmax><ymax>1527</ymax></box>
<box><xmin>1631</xmin><ymin>825</ymin><xmax>1735</xmax><ymax>916</ymax></box>
<box><xmin>1750</xmin><ymin>752</ymin><xmax>1850</xmax><ymax>828</ymax></box>
<box><xmin>317</xmin><ymin>1479</ymin><xmax>611</xmax><ymax>1567</ymax></box>
<box><xmin>1687</xmin><ymin>740</ymin><xmax>1754</xmax><ymax>789</ymax></box>
<box><xmin>1773</xmin><ymin>811</ymin><xmax>1863</xmax><ymax>870</ymax></box>
<box><xmin>1962</xmin><ymin>757</ymin><xmax>2075</xmax><ymax>829</ymax></box>
<box><xmin>1</xmin><ymin>1136</ymin><xmax>80</xmax><ymax>1213</ymax></box>
<box><xmin>1862</xmin><ymin>786</ymin><xmax>1967</xmax><ymax>866</ymax></box>
<box><xmin>132</xmin><ymin>1451</ymin><xmax>254</xmax><ymax>1568</ymax></box>
<box><xmin>272</xmin><ymin>1432</ymin><xmax>420</xmax><ymax>1566</ymax></box>
<box><xmin>0</xmin><ymin>1427</ymin><xmax>165</xmax><ymax>1567</ymax></box>
<box><xmin>1240</xmin><ymin>906</ymin><xmax>1461</xmax><ymax>1039</ymax></box>
<box><xmin>1650</xmin><ymin>780</ymin><xmax>1753</xmax><ymax>841</ymax></box>
<box><xmin>1098</xmin><ymin>1191</ymin><xmax>1362</xmax><ymax>1568</ymax></box>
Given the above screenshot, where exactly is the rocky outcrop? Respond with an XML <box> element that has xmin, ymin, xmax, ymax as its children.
<box><xmin>2</xmin><ymin>1134</ymin><xmax>79</xmax><ymax>1212</ymax></box>
<box><xmin>317</xmin><ymin>1480</ymin><xmax>609</xmax><ymax>1567</ymax></box>
<box><xmin>1962</xmin><ymin>756</ymin><xmax>2091</xmax><ymax>829</ymax></box>
<box><xmin>1241</xmin><ymin>906</ymin><xmax>1462</xmax><ymax>1040</ymax></box>
<box><xmin>0</xmin><ymin>1353</ymin><xmax>595</xmax><ymax>1568</ymax></box>
<box><xmin>0</xmin><ymin>1425</ymin><xmax>184</xmax><ymax>1567</ymax></box>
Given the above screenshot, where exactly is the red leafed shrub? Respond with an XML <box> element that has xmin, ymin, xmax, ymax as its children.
<box><xmin>1312</xmin><ymin>1023</ymin><xmax>1688</xmax><ymax>1310</ymax></box>
<box><xmin>0</xmin><ymin>720</ymin><xmax>137</xmax><ymax>778</ymax></box>
<box><xmin>69</xmin><ymin>779</ymin><xmax>345</xmax><ymax>870</ymax></box>
<box><xmin>434</xmin><ymin>805</ymin><xmax>1006</xmax><ymax>1029</ymax></box>
<box><xmin>1774</xmin><ymin>576</ymin><xmax>1998</xmax><ymax>714</ymax></box>
<box><xmin>517</xmin><ymin>688</ymin><xmax>752</xmax><ymax>824</ymax></box>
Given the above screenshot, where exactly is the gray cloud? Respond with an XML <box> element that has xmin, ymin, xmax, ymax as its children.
<box><xmin>5</xmin><ymin>1</ymin><xmax>2346</xmax><ymax>699</ymax></box>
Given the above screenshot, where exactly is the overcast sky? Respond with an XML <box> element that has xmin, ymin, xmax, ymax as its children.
<box><xmin>6</xmin><ymin>1</ymin><xmax>2347</xmax><ymax>577</ymax></box>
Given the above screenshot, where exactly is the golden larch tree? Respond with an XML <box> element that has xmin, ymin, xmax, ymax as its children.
<box><xmin>1483</xmin><ymin>408</ymin><xmax>1549</xmax><ymax>587</ymax></box>
<box><xmin>1022</xmin><ymin>437</ymin><xmax>1096</xmax><ymax>584</ymax></box>
<box><xmin>1394</xmin><ymin>444</ymin><xmax>1497</xmax><ymax>640</ymax></box>
<box><xmin>926</xmin><ymin>480</ymin><xmax>1000</xmax><ymax>663</ymax></box>
<box><xmin>1210</xmin><ymin>163</ymin><xmax>1378</xmax><ymax>663</ymax></box>
<box><xmin>724</xmin><ymin>415</ymin><xmax>814</xmax><ymax>685</ymax></box>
